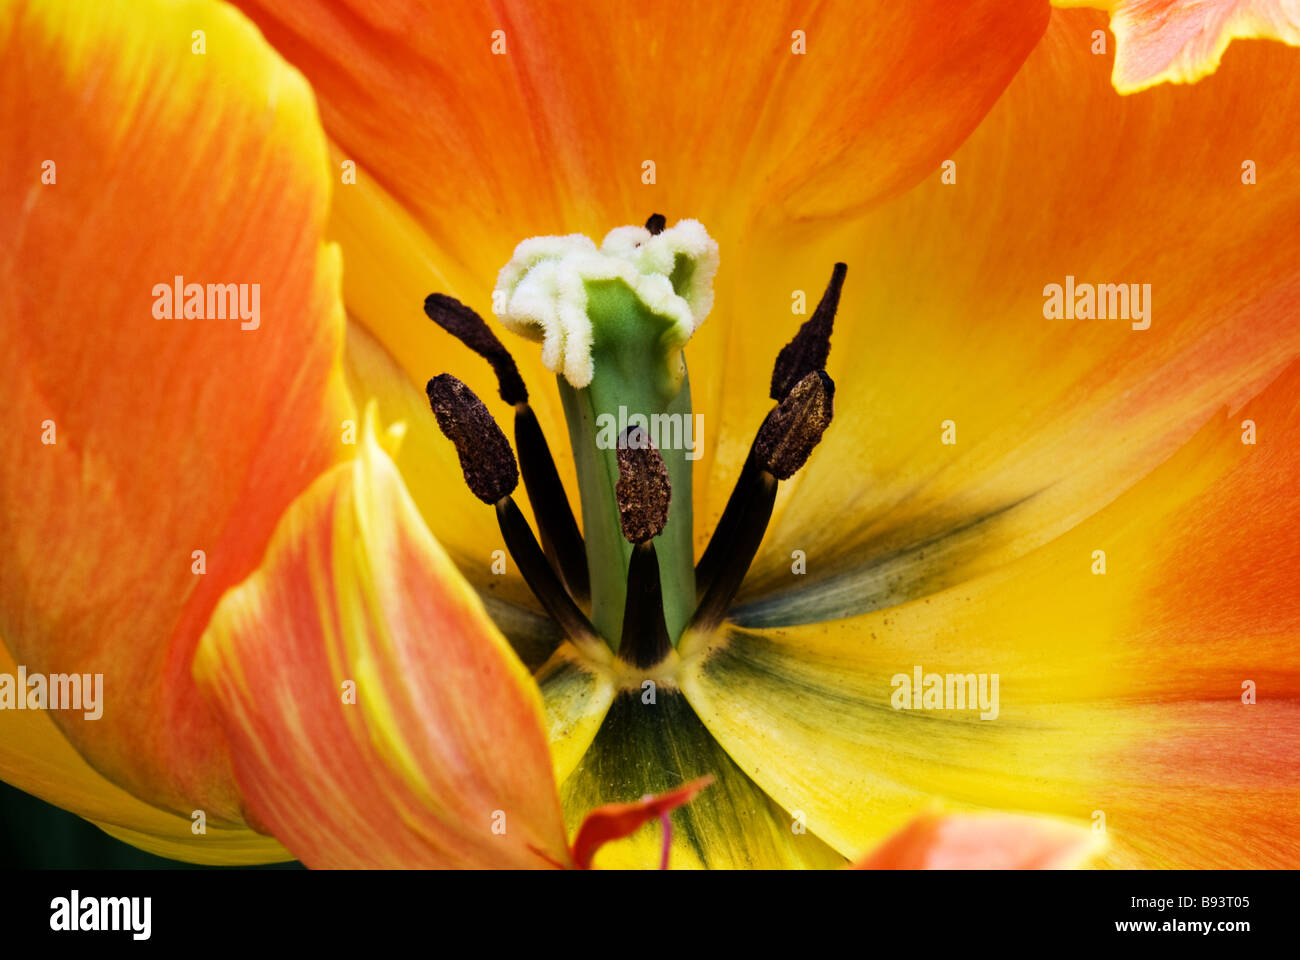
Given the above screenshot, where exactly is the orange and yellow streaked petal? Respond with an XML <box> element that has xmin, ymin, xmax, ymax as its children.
<box><xmin>193</xmin><ymin>419</ymin><xmax>571</xmax><ymax>868</ymax></box>
<box><xmin>0</xmin><ymin>0</ymin><xmax>352</xmax><ymax>825</ymax></box>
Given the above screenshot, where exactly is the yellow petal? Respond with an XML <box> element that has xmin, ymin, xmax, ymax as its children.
<box><xmin>560</xmin><ymin>687</ymin><xmax>845</xmax><ymax>869</ymax></box>
<box><xmin>682</xmin><ymin>361</ymin><xmax>1300</xmax><ymax>867</ymax></box>
<box><xmin>536</xmin><ymin>643</ymin><xmax>617</xmax><ymax>786</ymax></box>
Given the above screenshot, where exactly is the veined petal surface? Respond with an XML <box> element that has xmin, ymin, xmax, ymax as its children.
<box><xmin>730</xmin><ymin>8</ymin><xmax>1300</xmax><ymax>627</ymax></box>
<box><xmin>683</xmin><ymin>360</ymin><xmax>1300</xmax><ymax>868</ymax></box>
<box><xmin>0</xmin><ymin>0</ymin><xmax>352</xmax><ymax>826</ymax></box>
<box><xmin>194</xmin><ymin>425</ymin><xmax>572</xmax><ymax>868</ymax></box>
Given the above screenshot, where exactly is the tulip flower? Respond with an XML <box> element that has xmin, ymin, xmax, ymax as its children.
<box><xmin>1</xmin><ymin>0</ymin><xmax>1297</xmax><ymax>870</ymax></box>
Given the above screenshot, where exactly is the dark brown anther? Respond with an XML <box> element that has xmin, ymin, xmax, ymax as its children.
<box><xmin>645</xmin><ymin>213</ymin><xmax>667</xmax><ymax>236</ymax></box>
<box><xmin>615</xmin><ymin>427</ymin><xmax>671</xmax><ymax>545</ymax></box>
<box><xmin>754</xmin><ymin>370</ymin><xmax>834</xmax><ymax>480</ymax></box>
<box><xmin>424</xmin><ymin>293</ymin><xmax>529</xmax><ymax>405</ymax></box>
<box><xmin>695</xmin><ymin>368</ymin><xmax>835</xmax><ymax>607</ymax></box>
<box><xmin>769</xmin><ymin>262</ymin><xmax>846</xmax><ymax>400</ymax></box>
<box><xmin>426</xmin><ymin>374</ymin><xmax>518</xmax><ymax>504</ymax></box>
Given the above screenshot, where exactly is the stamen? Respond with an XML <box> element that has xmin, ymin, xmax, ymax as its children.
<box><xmin>769</xmin><ymin>262</ymin><xmax>846</xmax><ymax>400</ymax></box>
<box><xmin>514</xmin><ymin>403</ymin><xmax>591</xmax><ymax>604</ymax></box>
<box><xmin>693</xmin><ymin>421</ymin><xmax>765</xmax><ymax>598</ymax></box>
<box><xmin>424</xmin><ymin>294</ymin><xmax>528</xmax><ymax>405</ymax></box>
<box><xmin>427</xmin><ymin>374</ymin><xmax>599</xmax><ymax>646</ymax></box>
<box><xmin>690</xmin><ymin>469</ymin><xmax>777</xmax><ymax>634</ymax></box>
<box><xmin>425</xmin><ymin>374</ymin><xmax>518</xmax><ymax>504</ymax></box>
<box><xmin>426</xmin><ymin>293</ymin><xmax>589</xmax><ymax>602</ymax></box>
<box><xmin>698</xmin><ymin>263</ymin><xmax>845</xmax><ymax>598</ymax></box>
<box><xmin>615</xmin><ymin>427</ymin><xmax>671</xmax><ymax>545</ymax></box>
<box><xmin>615</xmin><ymin>428</ymin><xmax>673</xmax><ymax>667</ymax></box>
<box><xmin>496</xmin><ymin>496</ymin><xmax>600</xmax><ymax>646</ymax></box>
<box><xmin>644</xmin><ymin>212</ymin><xmax>667</xmax><ymax>236</ymax></box>
<box><xmin>691</xmin><ymin>371</ymin><xmax>836</xmax><ymax>631</ymax></box>
<box><xmin>754</xmin><ymin>370</ymin><xmax>835</xmax><ymax>480</ymax></box>
<box><xmin>618</xmin><ymin>541</ymin><xmax>673</xmax><ymax>668</ymax></box>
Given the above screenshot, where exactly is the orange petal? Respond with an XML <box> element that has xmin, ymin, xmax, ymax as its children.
<box><xmin>1057</xmin><ymin>0</ymin><xmax>1300</xmax><ymax>93</ymax></box>
<box><xmin>0</xmin><ymin>0</ymin><xmax>352</xmax><ymax>822</ymax></box>
<box><xmin>856</xmin><ymin>812</ymin><xmax>1101</xmax><ymax>869</ymax></box>
<box><xmin>570</xmin><ymin>775</ymin><xmax>714</xmax><ymax>870</ymax></box>
<box><xmin>193</xmin><ymin>421</ymin><xmax>571</xmax><ymax>868</ymax></box>
<box><xmin>1085</xmin><ymin>358</ymin><xmax>1300</xmax><ymax>866</ymax></box>
<box><xmin>228</xmin><ymin>0</ymin><xmax>1046</xmax><ymax>289</ymax></box>
<box><xmin>1142</xmin><ymin>360</ymin><xmax>1300</xmax><ymax>695</ymax></box>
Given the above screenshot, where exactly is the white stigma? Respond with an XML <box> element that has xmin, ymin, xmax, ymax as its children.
<box><xmin>492</xmin><ymin>219</ymin><xmax>719</xmax><ymax>388</ymax></box>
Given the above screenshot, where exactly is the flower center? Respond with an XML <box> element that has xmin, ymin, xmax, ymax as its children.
<box><xmin>422</xmin><ymin>216</ymin><xmax>844</xmax><ymax>671</ymax></box>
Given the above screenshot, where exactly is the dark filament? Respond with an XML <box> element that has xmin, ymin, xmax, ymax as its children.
<box><xmin>515</xmin><ymin>402</ymin><xmax>590</xmax><ymax>603</ymax></box>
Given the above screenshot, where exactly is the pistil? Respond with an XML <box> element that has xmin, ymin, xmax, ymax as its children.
<box><xmin>493</xmin><ymin>215</ymin><xmax>719</xmax><ymax>647</ymax></box>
